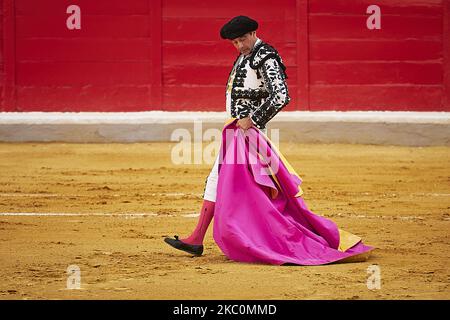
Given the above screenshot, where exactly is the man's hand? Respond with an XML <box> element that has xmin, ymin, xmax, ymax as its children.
<box><xmin>236</xmin><ymin>117</ymin><xmax>254</xmax><ymax>131</ymax></box>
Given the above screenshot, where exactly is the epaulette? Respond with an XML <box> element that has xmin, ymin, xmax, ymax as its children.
<box><xmin>249</xmin><ymin>42</ymin><xmax>288</xmax><ymax>79</ymax></box>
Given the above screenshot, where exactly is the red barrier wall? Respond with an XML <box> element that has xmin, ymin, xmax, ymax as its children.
<box><xmin>1</xmin><ymin>0</ymin><xmax>449</xmax><ymax>112</ymax></box>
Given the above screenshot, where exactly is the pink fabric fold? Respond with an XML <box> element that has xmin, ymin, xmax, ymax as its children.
<box><xmin>213</xmin><ymin>120</ymin><xmax>373</xmax><ymax>265</ymax></box>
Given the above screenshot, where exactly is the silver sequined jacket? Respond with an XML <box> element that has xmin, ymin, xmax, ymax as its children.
<box><xmin>228</xmin><ymin>40</ymin><xmax>290</xmax><ymax>130</ymax></box>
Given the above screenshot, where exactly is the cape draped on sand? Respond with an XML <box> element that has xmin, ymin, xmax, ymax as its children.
<box><xmin>213</xmin><ymin>119</ymin><xmax>374</xmax><ymax>265</ymax></box>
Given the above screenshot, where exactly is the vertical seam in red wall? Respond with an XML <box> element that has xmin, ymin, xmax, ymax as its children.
<box><xmin>443</xmin><ymin>0</ymin><xmax>450</xmax><ymax>109</ymax></box>
<box><xmin>2</xmin><ymin>0</ymin><xmax>15</xmax><ymax>111</ymax></box>
<box><xmin>150</xmin><ymin>0</ymin><xmax>162</xmax><ymax>110</ymax></box>
<box><xmin>296</xmin><ymin>0</ymin><xmax>309</xmax><ymax>110</ymax></box>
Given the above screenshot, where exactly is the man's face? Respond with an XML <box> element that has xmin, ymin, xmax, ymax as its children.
<box><xmin>230</xmin><ymin>31</ymin><xmax>257</xmax><ymax>56</ymax></box>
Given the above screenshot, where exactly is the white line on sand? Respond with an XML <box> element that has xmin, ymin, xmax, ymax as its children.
<box><xmin>0</xmin><ymin>212</ymin><xmax>158</xmax><ymax>217</ymax></box>
<box><xmin>1</xmin><ymin>192</ymin><xmax>448</xmax><ymax>198</ymax></box>
<box><xmin>0</xmin><ymin>212</ymin><xmax>429</xmax><ymax>221</ymax></box>
<box><xmin>0</xmin><ymin>193</ymin><xmax>203</xmax><ymax>198</ymax></box>
<box><xmin>0</xmin><ymin>212</ymin><xmax>203</xmax><ymax>218</ymax></box>
<box><xmin>333</xmin><ymin>213</ymin><xmax>425</xmax><ymax>220</ymax></box>
<box><xmin>181</xmin><ymin>213</ymin><xmax>200</xmax><ymax>218</ymax></box>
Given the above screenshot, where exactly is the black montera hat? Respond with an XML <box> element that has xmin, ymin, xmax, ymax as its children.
<box><xmin>220</xmin><ymin>16</ymin><xmax>258</xmax><ymax>40</ymax></box>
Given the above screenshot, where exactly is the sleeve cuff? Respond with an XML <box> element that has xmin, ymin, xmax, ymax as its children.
<box><xmin>250</xmin><ymin>113</ymin><xmax>265</xmax><ymax>130</ymax></box>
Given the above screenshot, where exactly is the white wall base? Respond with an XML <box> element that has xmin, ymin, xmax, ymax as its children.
<box><xmin>1</xmin><ymin>111</ymin><xmax>449</xmax><ymax>146</ymax></box>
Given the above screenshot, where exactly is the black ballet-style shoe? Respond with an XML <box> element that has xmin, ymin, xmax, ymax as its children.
<box><xmin>164</xmin><ymin>235</ymin><xmax>204</xmax><ymax>256</ymax></box>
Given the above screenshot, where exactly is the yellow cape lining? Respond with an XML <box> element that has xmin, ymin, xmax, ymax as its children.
<box><xmin>338</xmin><ymin>229</ymin><xmax>362</xmax><ymax>252</ymax></box>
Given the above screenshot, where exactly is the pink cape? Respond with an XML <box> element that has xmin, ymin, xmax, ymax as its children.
<box><xmin>213</xmin><ymin>119</ymin><xmax>374</xmax><ymax>265</ymax></box>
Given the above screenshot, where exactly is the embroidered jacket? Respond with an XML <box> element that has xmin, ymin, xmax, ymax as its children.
<box><xmin>226</xmin><ymin>40</ymin><xmax>290</xmax><ymax>129</ymax></box>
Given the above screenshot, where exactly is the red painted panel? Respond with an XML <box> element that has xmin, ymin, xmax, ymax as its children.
<box><xmin>444</xmin><ymin>0</ymin><xmax>450</xmax><ymax>108</ymax></box>
<box><xmin>163</xmin><ymin>0</ymin><xmax>296</xmax><ymax>19</ymax></box>
<box><xmin>310</xmin><ymin>62</ymin><xmax>442</xmax><ymax>85</ymax></box>
<box><xmin>16</xmin><ymin>85</ymin><xmax>151</xmax><ymax>111</ymax></box>
<box><xmin>16</xmin><ymin>15</ymin><xmax>151</xmax><ymax>38</ymax></box>
<box><xmin>17</xmin><ymin>39</ymin><xmax>152</xmax><ymax>62</ymax></box>
<box><xmin>296</xmin><ymin>0</ymin><xmax>309</xmax><ymax>110</ymax></box>
<box><xmin>0</xmin><ymin>3</ymin><xmax>4</xmax><ymax>107</ymax></box>
<box><xmin>310</xmin><ymin>85</ymin><xmax>444</xmax><ymax>111</ymax></box>
<box><xmin>310</xmin><ymin>40</ymin><xmax>442</xmax><ymax>61</ymax></box>
<box><xmin>163</xmin><ymin>86</ymin><xmax>226</xmax><ymax>111</ymax></box>
<box><xmin>309</xmin><ymin>0</ymin><xmax>442</xmax><ymax>15</ymax></box>
<box><xmin>15</xmin><ymin>0</ymin><xmax>149</xmax><ymax>15</ymax></box>
<box><xmin>16</xmin><ymin>62</ymin><xmax>151</xmax><ymax>85</ymax></box>
<box><xmin>0</xmin><ymin>2</ymin><xmax>3</xmax><ymax>73</ymax></box>
<box><xmin>163</xmin><ymin>18</ymin><xmax>296</xmax><ymax>43</ymax></box>
<box><xmin>164</xmin><ymin>66</ymin><xmax>229</xmax><ymax>86</ymax></box>
<box><xmin>2</xmin><ymin>0</ymin><xmax>15</xmax><ymax>111</ymax></box>
<box><xmin>163</xmin><ymin>42</ymin><xmax>236</xmax><ymax>67</ymax></box>
<box><xmin>149</xmin><ymin>0</ymin><xmax>162</xmax><ymax>108</ymax></box>
<box><xmin>1</xmin><ymin>0</ymin><xmax>449</xmax><ymax>112</ymax></box>
<box><xmin>0</xmin><ymin>3</ymin><xmax>2</xmax><ymax>60</ymax></box>
<box><xmin>163</xmin><ymin>42</ymin><xmax>297</xmax><ymax>67</ymax></box>
<box><xmin>309</xmin><ymin>15</ymin><xmax>442</xmax><ymax>40</ymax></box>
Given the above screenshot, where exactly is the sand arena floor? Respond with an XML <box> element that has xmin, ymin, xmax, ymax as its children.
<box><xmin>0</xmin><ymin>141</ymin><xmax>449</xmax><ymax>300</ymax></box>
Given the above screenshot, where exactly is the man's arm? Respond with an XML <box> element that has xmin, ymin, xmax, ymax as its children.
<box><xmin>250</xmin><ymin>57</ymin><xmax>290</xmax><ymax>129</ymax></box>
